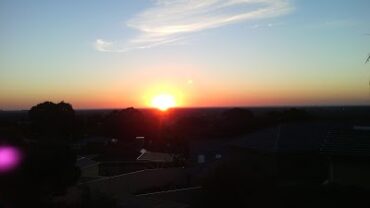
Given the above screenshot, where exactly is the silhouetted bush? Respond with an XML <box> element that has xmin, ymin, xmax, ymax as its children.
<box><xmin>201</xmin><ymin>157</ymin><xmax>370</xmax><ymax>208</ymax></box>
<box><xmin>0</xmin><ymin>141</ymin><xmax>80</xmax><ymax>207</ymax></box>
<box><xmin>173</xmin><ymin>115</ymin><xmax>211</xmax><ymax>138</ymax></box>
<box><xmin>29</xmin><ymin>101</ymin><xmax>77</xmax><ymax>140</ymax></box>
<box><xmin>202</xmin><ymin>155</ymin><xmax>275</xmax><ymax>207</ymax></box>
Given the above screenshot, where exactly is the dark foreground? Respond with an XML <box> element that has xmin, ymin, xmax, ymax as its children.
<box><xmin>1</xmin><ymin>103</ymin><xmax>370</xmax><ymax>207</ymax></box>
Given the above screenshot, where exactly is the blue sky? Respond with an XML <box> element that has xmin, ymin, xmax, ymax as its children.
<box><xmin>1</xmin><ymin>0</ymin><xmax>370</xmax><ymax>109</ymax></box>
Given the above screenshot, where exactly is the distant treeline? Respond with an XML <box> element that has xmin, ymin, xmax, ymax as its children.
<box><xmin>2</xmin><ymin>102</ymin><xmax>370</xmax><ymax>145</ymax></box>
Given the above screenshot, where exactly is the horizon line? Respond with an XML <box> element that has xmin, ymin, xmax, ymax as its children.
<box><xmin>2</xmin><ymin>104</ymin><xmax>370</xmax><ymax>112</ymax></box>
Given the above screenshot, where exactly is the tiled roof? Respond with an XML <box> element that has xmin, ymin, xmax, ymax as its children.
<box><xmin>76</xmin><ymin>156</ymin><xmax>99</xmax><ymax>168</ymax></box>
<box><xmin>137</xmin><ymin>151</ymin><xmax>174</xmax><ymax>162</ymax></box>
<box><xmin>230</xmin><ymin>122</ymin><xmax>351</xmax><ymax>153</ymax></box>
<box><xmin>229</xmin><ymin>127</ymin><xmax>278</xmax><ymax>152</ymax></box>
<box><xmin>321</xmin><ymin>128</ymin><xmax>370</xmax><ymax>156</ymax></box>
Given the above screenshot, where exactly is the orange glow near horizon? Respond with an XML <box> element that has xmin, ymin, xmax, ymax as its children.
<box><xmin>143</xmin><ymin>83</ymin><xmax>185</xmax><ymax>109</ymax></box>
<box><xmin>151</xmin><ymin>94</ymin><xmax>176</xmax><ymax>111</ymax></box>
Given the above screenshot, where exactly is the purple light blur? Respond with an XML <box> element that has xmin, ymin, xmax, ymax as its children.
<box><xmin>0</xmin><ymin>146</ymin><xmax>22</xmax><ymax>173</ymax></box>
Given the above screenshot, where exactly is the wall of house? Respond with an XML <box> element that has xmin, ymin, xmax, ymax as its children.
<box><xmin>99</xmin><ymin>161</ymin><xmax>160</xmax><ymax>176</ymax></box>
<box><xmin>80</xmin><ymin>165</ymin><xmax>100</xmax><ymax>178</ymax></box>
<box><xmin>277</xmin><ymin>153</ymin><xmax>327</xmax><ymax>184</ymax></box>
<box><xmin>82</xmin><ymin>167</ymin><xmax>188</xmax><ymax>195</ymax></box>
<box><xmin>138</xmin><ymin>186</ymin><xmax>203</xmax><ymax>205</ymax></box>
<box><xmin>331</xmin><ymin>157</ymin><xmax>370</xmax><ymax>188</ymax></box>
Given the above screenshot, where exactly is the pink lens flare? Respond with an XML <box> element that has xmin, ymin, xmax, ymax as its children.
<box><xmin>0</xmin><ymin>146</ymin><xmax>22</xmax><ymax>173</ymax></box>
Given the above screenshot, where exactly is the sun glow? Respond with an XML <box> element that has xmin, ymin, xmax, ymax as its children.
<box><xmin>151</xmin><ymin>94</ymin><xmax>176</xmax><ymax>111</ymax></box>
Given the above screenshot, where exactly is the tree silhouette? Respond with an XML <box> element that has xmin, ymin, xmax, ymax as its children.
<box><xmin>217</xmin><ymin>108</ymin><xmax>255</xmax><ymax>136</ymax></box>
<box><xmin>0</xmin><ymin>141</ymin><xmax>80</xmax><ymax>207</ymax></box>
<box><xmin>102</xmin><ymin>107</ymin><xmax>158</xmax><ymax>142</ymax></box>
<box><xmin>29</xmin><ymin>101</ymin><xmax>77</xmax><ymax>140</ymax></box>
<box><xmin>173</xmin><ymin>115</ymin><xmax>210</xmax><ymax>138</ymax></box>
<box><xmin>281</xmin><ymin>108</ymin><xmax>309</xmax><ymax>122</ymax></box>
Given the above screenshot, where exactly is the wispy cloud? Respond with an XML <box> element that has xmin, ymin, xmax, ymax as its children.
<box><xmin>95</xmin><ymin>0</ymin><xmax>293</xmax><ymax>52</ymax></box>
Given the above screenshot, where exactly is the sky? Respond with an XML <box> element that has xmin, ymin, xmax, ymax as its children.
<box><xmin>1</xmin><ymin>0</ymin><xmax>370</xmax><ymax>110</ymax></box>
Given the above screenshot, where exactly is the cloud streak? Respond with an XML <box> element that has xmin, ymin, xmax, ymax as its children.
<box><xmin>95</xmin><ymin>0</ymin><xmax>293</xmax><ymax>52</ymax></box>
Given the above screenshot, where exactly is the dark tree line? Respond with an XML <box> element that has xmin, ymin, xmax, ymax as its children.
<box><xmin>102</xmin><ymin>107</ymin><xmax>159</xmax><ymax>141</ymax></box>
<box><xmin>24</xmin><ymin>101</ymin><xmax>311</xmax><ymax>146</ymax></box>
<box><xmin>167</xmin><ymin>107</ymin><xmax>310</xmax><ymax>140</ymax></box>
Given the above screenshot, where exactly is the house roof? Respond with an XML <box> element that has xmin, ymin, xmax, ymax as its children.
<box><xmin>277</xmin><ymin>122</ymin><xmax>343</xmax><ymax>152</ymax></box>
<box><xmin>229</xmin><ymin>127</ymin><xmax>278</xmax><ymax>152</ymax></box>
<box><xmin>76</xmin><ymin>156</ymin><xmax>99</xmax><ymax>168</ymax></box>
<box><xmin>76</xmin><ymin>136</ymin><xmax>112</xmax><ymax>145</ymax></box>
<box><xmin>137</xmin><ymin>151</ymin><xmax>174</xmax><ymax>162</ymax></box>
<box><xmin>229</xmin><ymin>122</ymin><xmax>351</xmax><ymax>153</ymax></box>
<box><xmin>320</xmin><ymin>128</ymin><xmax>370</xmax><ymax>157</ymax></box>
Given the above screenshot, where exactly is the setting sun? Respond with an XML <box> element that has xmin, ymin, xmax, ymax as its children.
<box><xmin>151</xmin><ymin>94</ymin><xmax>176</xmax><ymax>111</ymax></box>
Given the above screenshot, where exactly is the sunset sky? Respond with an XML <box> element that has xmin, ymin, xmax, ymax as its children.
<box><xmin>1</xmin><ymin>0</ymin><xmax>370</xmax><ymax>110</ymax></box>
